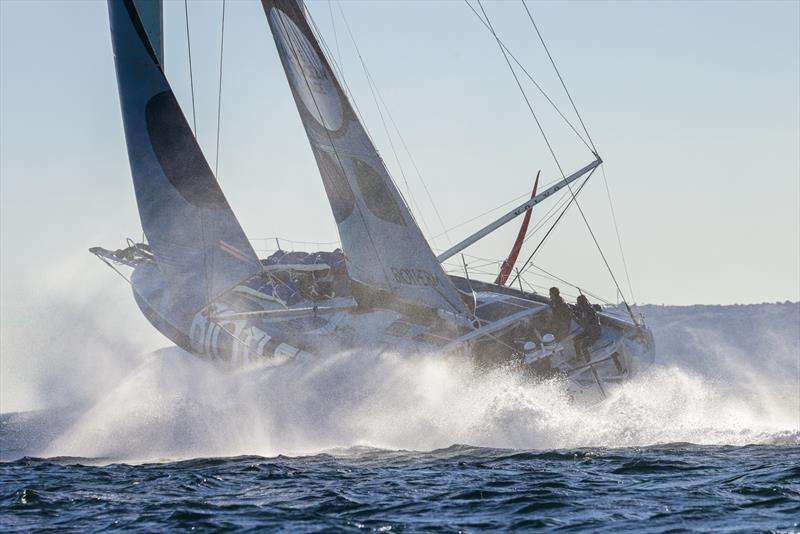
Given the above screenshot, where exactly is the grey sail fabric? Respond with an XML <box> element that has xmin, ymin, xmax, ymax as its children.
<box><xmin>261</xmin><ymin>0</ymin><xmax>467</xmax><ymax>316</ymax></box>
<box><xmin>131</xmin><ymin>0</ymin><xmax>163</xmax><ymax>65</ymax></box>
<box><xmin>108</xmin><ymin>0</ymin><xmax>261</xmax><ymax>330</ymax></box>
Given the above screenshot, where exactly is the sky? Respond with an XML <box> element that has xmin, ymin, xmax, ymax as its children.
<box><xmin>1</xmin><ymin>0</ymin><xmax>798</xmax><ymax>310</ymax></box>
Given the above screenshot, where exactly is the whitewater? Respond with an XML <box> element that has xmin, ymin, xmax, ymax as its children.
<box><xmin>1</xmin><ymin>257</ymin><xmax>797</xmax><ymax>460</ymax></box>
<box><xmin>1</xmin><ymin>262</ymin><xmax>798</xmax><ymax>531</ymax></box>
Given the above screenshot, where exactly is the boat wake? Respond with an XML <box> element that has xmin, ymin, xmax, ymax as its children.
<box><xmin>2</xmin><ymin>330</ymin><xmax>797</xmax><ymax>462</ymax></box>
<box><xmin>1</xmin><ymin>266</ymin><xmax>797</xmax><ymax>462</ymax></box>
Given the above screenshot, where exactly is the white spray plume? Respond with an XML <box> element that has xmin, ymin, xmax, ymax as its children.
<box><xmin>1</xmin><ymin>254</ymin><xmax>798</xmax><ymax>462</ymax></box>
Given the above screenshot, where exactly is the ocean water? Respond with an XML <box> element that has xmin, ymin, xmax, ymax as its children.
<box><xmin>2</xmin><ymin>444</ymin><xmax>798</xmax><ymax>532</ymax></box>
<box><xmin>1</xmin><ymin>303</ymin><xmax>799</xmax><ymax>531</ymax></box>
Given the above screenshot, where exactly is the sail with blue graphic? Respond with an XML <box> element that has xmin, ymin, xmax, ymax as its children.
<box><xmin>107</xmin><ymin>0</ymin><xmax>262</xmax><ymax>330</ymax></box>
<box><xmin>261</xmin><ymin>0</ymin><xmax>468</xmax><ymax>317</ymax></box>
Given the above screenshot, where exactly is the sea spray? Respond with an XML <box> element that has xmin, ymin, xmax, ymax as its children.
<box><xmin>22</xmin><ymin>346</ymin><xmax>798</xmax><ymax>462</ymax></box>
<box><xmin>0</xmin><ymin>252</ymin><xmax>165</xmax><ymax>413</ymax></box>
<box><xmin>2</xmin><ymin>257</ymin><xmax>798</xmax><ymax>461</ymax></box>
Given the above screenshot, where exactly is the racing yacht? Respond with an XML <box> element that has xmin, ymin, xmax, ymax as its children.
<box><xmin>94</xmin><ymin>0</ymin><xmax>655</xmax><ymax>401</ymax></box>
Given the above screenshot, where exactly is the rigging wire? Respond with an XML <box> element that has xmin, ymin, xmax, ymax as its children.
<box><xmin>430</xmin><ymin>180</ymin><xmax>571</xmax><ymax>246</ymax></box>
<box><xmin>528</xmin><ymin>263</ymin><xmax>611</xmax><ymax>304</ymax></box>
<box><xmin>184</xmin><ymin>0</ymin><xmax>198</xmax><ymax>136</ymax></box>
<box><xmin>520</xmin><ymin>0</ymin><xmax>598</xmax><ymax>154</ymax></box>
<box><xmin>376</xmin><ymin>97</ymin><xmax>454</xmax><ymax>245</ymax></box>
<box><xmin>524</xmin><ymin>2</ymin><xmax>637</xmax><ymax>302</ymax></box>
<box><xmin>303</xmin><ymin>3</ymin><xmax>431</xmax><ymax>244</ymax></box>
<box><xmin>440</xmin><ymin>257</ymin><xmax>613</xmax><ymax>304</ymax></box>
<box><xmin>272</xmin><ymin>7</ymin><xmax>398</xmax><ymax>305</ymax></box>
<box><xmin>520</xmin><ymin>0</ymin><xmax>597</xmax><ymax>154</ymax></box>
<box><xmin>337</xmin><ymin>0</ymin><xmax>453</xmax><ymax>246</ymax></box>
<box><xmin>327</xmin><ymin>0</ymin><xmax>343</xmax><ymax>72</ymax></box>
<box><xmin>362</xmin><ymin>60</ymin><xmax>433</xmax><ymax>237</ymax></box>
<box><xmin>600</xmin><ymin>165</ymin><xmax>637</xmax><ymax>303</ymax></box>
<box><xmin>514</xmin><ymin>169</ymin><xmax>635</xmax><ymax>319</ymax></box>
<box><xmin>521</xmin><ymin>2</ymin><xmax>638</xmax><ymax>309</ymax></box>
<box><xmin>429</xmin><ymin>189</ymin><xmax>531</xmax><ymax>242</ymax></box>
<box><xmin>509</xmin><ymin>170</ymin><xmax>594</xmax><ymax>287</ymax></box>
<box><xmin>303</xmin><ymin>7</ymin><xmax>378</xmax><ymax>147</ymax></box>
<box><xmin>474</xmin><ymin>0</ymin><xmax>630</xmax><ymax>310</ymax></box>
<box><xmin>183</xmin><ymin>0</ymin><xmax>208</xmax><ymax>304</ymax></box>
<box><xmin>334</xmin><ymin>3</ymin><xmax>433</xmax><ymax>238</ymax></box>
<box><xmin>474</xmin><ymin>0</ymin><xmax>565</xmax><ymax>178</ymax></box>
<box><xmin>214</xmin><ymin>0</ymin><xmax>226</xmax><ymax>177</ymax></box>
<box><xmin>546</xmin><ymin>165</ymin><xmax>626</xmax><ymax>306</ymax></box>
<box><xmin>521</xmin><ymin>188</ymin><xmax>577</xmax><ymax>244</ymax></box>
<box><xmin>309</xmin><ymin>3</ymin><xmax>451</xmax><ymax>245</ymax></box>
<box><xmin>463</xmin><ymin>0</ymin><xmax>594</xmax><ymax>154</ymax></box>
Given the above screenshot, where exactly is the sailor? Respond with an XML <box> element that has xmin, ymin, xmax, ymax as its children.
<box><xmin>547</xmin><ymin>287</ymin><xmax>572</xmax><ymax>340</ymax></box>
<box><xmin>573</xmin><ymin>294</ymin><xmax>601</xmax><ymax>361</ymax></box>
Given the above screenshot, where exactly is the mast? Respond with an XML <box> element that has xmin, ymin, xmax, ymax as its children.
<box><xmin>437</xmin><ymin>158</ymin><xmax>601</xmax><ymax>263</ymax></box>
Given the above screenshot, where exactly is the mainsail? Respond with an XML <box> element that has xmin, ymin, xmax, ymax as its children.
<box><xmin>108</xmin><ymin>0</ymin><xmax>261</xmax><ymax>328</ymax></box>
<box><xmin>261</xmin><ymin>0</ymin><xmax>468</xmax><ymax>317</ymax></box>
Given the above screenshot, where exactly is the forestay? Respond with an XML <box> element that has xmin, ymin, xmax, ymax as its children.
<box><xmin>261</xmin><ymin>0</ymin><xmax>468</xmax><ymax>317</ymax></box>
<box><xmin>108</xmin><ymin>0</ymin><xmax>262</xmax><ymax>329</ymax></box>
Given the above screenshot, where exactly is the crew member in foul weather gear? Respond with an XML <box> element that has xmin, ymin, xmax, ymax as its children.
<box><xmin>547</xmin><ymin>287</ymin><xmax>572</xmax><ymax>340</ymax></box>
<box><xmin>574</xmin><ymin>294</ymin><xmax>601</xmax><ymax>360</ymax></box>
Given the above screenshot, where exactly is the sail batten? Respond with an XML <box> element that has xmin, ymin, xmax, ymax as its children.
<box><xmin>261</xmin><ymin>0</ymin><xmax>468</xmax><ymax>316</ymax></box>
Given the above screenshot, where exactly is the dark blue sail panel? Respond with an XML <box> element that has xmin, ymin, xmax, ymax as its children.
<box><xmin>108</xmin><ymin>0</ymin><xmax>261</xmax><ymax>330</ymax></box>
<box><xmin>131</xmin><ymin>0</ymin><xmax>163</xmax><ymax>66</ymax></box>
<box><xmin>261</xmin><ymin>0</ymin><xmax>468</xmax><ymax>316</ymax></box>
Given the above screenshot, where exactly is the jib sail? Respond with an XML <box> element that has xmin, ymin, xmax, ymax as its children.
<box><xmin>261</xmin><ymin>0</ymin><xmax>467</xmax><ymax>316</ymax></box>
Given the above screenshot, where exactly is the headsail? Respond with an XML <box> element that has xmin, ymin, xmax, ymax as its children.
<box><xmin>108</xmin><ymin>0</ymin><xmax>261</xmax><ymax>328</ymax></box>
<box><xmin>261</xmin><ymin>0</ymin><xmax>467</xmax><ymax>316</ymax></box>
<box><xmin>495</xmin><ymin>171</ymin><xmax>539</xmax><ymax>286</ymax></box>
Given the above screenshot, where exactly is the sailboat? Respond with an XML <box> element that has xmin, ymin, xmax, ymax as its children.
<box><xmin>93</xmin><ymin>0</ymin><xmax>655</xmax><ymax>402</ymax></box>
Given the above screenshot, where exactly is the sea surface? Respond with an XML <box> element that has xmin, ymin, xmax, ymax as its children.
<box><xmin>1</xmin><ymin>303</ymin><xmax>799</xmax><ymax>531</ymax></box>
<box><xmin>2</xmin><ymin>444</ymin><xmax>799</xmax><ymax>532</ymax></box>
